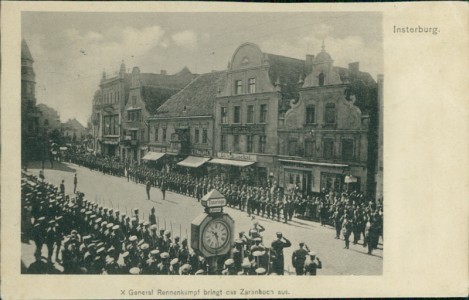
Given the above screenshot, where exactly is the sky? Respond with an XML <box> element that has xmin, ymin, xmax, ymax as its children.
<box><xmin>22</xmin><ymin>12</ymin><xmax>383</xmax><ymax>126</ymax></box>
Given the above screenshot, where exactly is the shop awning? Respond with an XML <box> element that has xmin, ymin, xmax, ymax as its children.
<box><xmin>278</xmin><ymin>159</ymin><xmax>348</xmax><ymax>168</ymax></box>
<box><xmin>177</xmin><ymin>156</ymin><xmax>211</xmax><ymax>168</ymax></box>
<box><xmin>345</xmin><ymin>175</ymin><xmax>358</xmax><ymax>183</ymax></box>
<box><xmin>142</xmin><ymin>152</ymin><xmax>166</xmax><ymax>161</ymax></box>
<box><xmin>209</xmin><ymin>158</ymin><xmax>255</xmax><ymax>167</ymax></box>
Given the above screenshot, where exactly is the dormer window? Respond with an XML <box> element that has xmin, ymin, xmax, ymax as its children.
<box><xmin>319</xmin><ymin>72</ymin><xmax>325</xmax><ymax>86</ymax></box>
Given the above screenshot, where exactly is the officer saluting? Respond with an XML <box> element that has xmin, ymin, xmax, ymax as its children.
<box><xmin>271</xmin><ymin>232</ymin><xmax>291</xmax><ymax>275</ymax></box>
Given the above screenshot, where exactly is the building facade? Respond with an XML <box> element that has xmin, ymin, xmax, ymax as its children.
<box><xmin>147</xmin><ymin>71</ymin><xmax>225</xmax><ymax>171</ymax></box>
<box><xmin>278</xmin><ymin>45</ymin><xmax>378</xmax><ymax>196</ymax></box>
<box><xmin>213</xmin><ymin>43</ymin><xmax>305</xmax><ymax>184</ymax></box>
<box><xmin>121</xmin><ymin>67</ymin><xmax>197</xmax><ymax>163</ymax></box>
<box><xmin>375</xmin><ymin>74</ymin><xmax>384</xmax><ymax>200</ymax></box>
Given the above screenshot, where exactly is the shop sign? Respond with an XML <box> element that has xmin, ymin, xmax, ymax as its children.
<box><xmin>192</xmin><ymin>148</ymin><xmax>212</xmax><ymax>157</ymax></box>
<box><xmin>217</xmin><ymin>152</ymin><xmax>257</xmax><ymax>162</ymax></box>
<box><xmin>221</xmin><ymin>124</ymin><xmax>265</xmax><ymax>135</ymax></box>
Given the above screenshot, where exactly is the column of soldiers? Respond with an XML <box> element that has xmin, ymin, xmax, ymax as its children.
<box><xmin>70</xmin><ymin>153</ymin><xmax>383</xmax><ymax>251</ymax></box>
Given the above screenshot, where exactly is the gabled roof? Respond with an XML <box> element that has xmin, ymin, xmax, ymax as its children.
<box><xmin>154</xmin><ymin>71</ymin><xmax>226</xmax><ymax>118</ymax></box>
<box><xmin>140</xmin><ymin>67</ymin><xmax>197</xmax><ymax>90</ymax></box>
<box><xmin>266</xmin><ymin>53</ymin><xmax>305</xmax><ymax>100</ymax></box>
<box><xmin>21</xmin><ymin>39</ymin><xmax>34</xmax><ymax>61</ymax></box>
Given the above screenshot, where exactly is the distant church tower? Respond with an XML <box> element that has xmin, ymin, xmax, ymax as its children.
<box><xmin>22</xmin><ymin>39</ymin><xmax>36</xmax><ymax>107</ymax></box>
<box><xmin>21</xmin><ymin>39</ymin><xmax>40</xmax><ymax>165</ymax></box>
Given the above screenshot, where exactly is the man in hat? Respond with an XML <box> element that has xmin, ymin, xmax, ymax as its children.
<box><xmin>304</xmin><ymin>251</ymin><xmax>322</xmax><ymax>275</ymax></box>
<box><xmin>292</xmin><ymin>242</ymin><xmax>310</xmax><ymax>275</ymax></box>
<box><xmin>271</xmin><ymin>232</ymin><xmax>291</xmax><ymax>275</ymax></box>
<box><xmin>73</xmin><ymin>173</ymin><xmax>78</xmax><ymax>194</ymax></box>
<box><xmin>146</xmin><ymin>180</ymin><xmax>152</xmax><ymax>200</ymax></box>
<box><xmin>149</xmin><ymin>207</ymin><xmax>157</xmax><ymax>225</ymax></box>
<box><xmin>222</xmin><ymin>258</ymin><xmax>236</xmax><ymax>275</ymax></box>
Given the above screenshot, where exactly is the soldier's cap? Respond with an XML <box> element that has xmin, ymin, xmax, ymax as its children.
<box><xmin>79</xmin><ymin>244</ymin><xmax>87</xmax><ymax>252</ymax></box>
<box><xmin>150</xmin><ymin>249</ymin><xmax>160</xmax><ymax>256</ymax></box>
<box><xmin>98</xmin><ymin>206</ymin><xmax>103</xmax><ymax>210</ymax></box>
<box><xmin>48</xmin><ymin>219</ymin><xmax>56</xmax><ymax>225</ymax></box>
<box><xmin>80</xmin><ymin>209</ymin><xmax>86</xmax><ymax>213</ymax></box>
<box><xmin>115</xmin><ymin>210</ymin><xmax>119</xmax><ymax>215</ymax></box>
<box><xmin>224</xmin><ymin>258</ymin><xmax>234</xmax><ymax>266</ymax></box>
<box><xmin>138</xmin><ymin>239</ymin><xmax>145</xmax><ymax>246</ymax></box>
<box><xmin>255</xmin><ymin>267</ymin><xmax>266</xmax><ymax>275</ymax></box>
<box><xmin>253</xmin><ymin>250</ymin><xmax>265</xmax><ymax>257</ymax></box>
<box><xmin>241</xmin><ymin>259</ymin><xmax>251</xmax><ymax>268</ymax></box>
<box><xmin>106</xmin><ymin>257</ymin><xmax>115</xmax><ymax>264</ymax></box>
<box><xmin>108</xmin><ymin>246</ymin><xmax>115</xmax><ymax>253</ymax></box>
<box><xmin>182</xmin><ymin>238</ymin><xmax>188</xmax><ymax>243</ymax></box>
<box><xmin>37</xmin><ymin>216</ymin><xmax>46</xmax><ymax>222</ymax></box>
<box><xmin>129</xmin><ymin>267</ymin><xmax>140</xmax><ymax>275</ymax></box>
<box><xmin>237</xmin><ymin>271</ymin><xmax>245</xmax><ymax>275</ymax></box>
<box><xmin>121</xmin><ymin>251</ymin><xmax>129</xmax><ymax>258</ymax></box>
<box><xmin>84</xmin><ymin>252</ymin><xmax>91</xmax><ymax>260</ymax></box>
<box><xmin>85</xmin><ymin>211</ymin><xmax>92</xmax><ymax>215</ymax></box>
<box><xmin>33</xmin><ymin>223</ymin><xmax>41</xmax><ymax>228</ymax></box>
<box><xmin>121</xmin><ymin>213</ymin><xmax>126</xmax><ymax>217</ymax></box>
<box><xmin>164</xmin><ymin>230</ymin><xmax>171</xmax><ymax>236</ymax></box>
<box><xmin>276</xmin><ymin>232</ymin><xmax>283</xmax><ymax>237</ymax></box>
<box><xmin>181</xmin><ymin>264</ymin><xmax>191</xmax><ymax>272</ymax></box>
<box><xmin>299</xmin><ymin>242</ymin><xmax>305</xmax><ymax>246</ymax></box>
<box><xmin>150</xmin><ymin>224</ymin><xmax>157</xmax><ymax>230</ymax></box>
<box><xmin>88</xmin><ymin>243</ymin><xmax>96</xmax><ymax>249</ymax></box>
<box><xmin>140</xmin><ymin>243</ymin><xmax>149</xmax><ymax>250</ymax></box>
<box><xmin>170</xmin><ymin>258</ymin><xmax>179</xmax><ymax>265</ymax></box>
<box><xmin>101</xmin><ymin>221</ymin><xmax>107</xmax><ymax>227</ymax></box>
<box><xmin>143</xmin><ymin>221</ymin><xmax>149</xmax><ymax>227</ymax></box>
<box><xmin>129</xmin><ymin>235</ymin><xmax>137</xmax><ymax>242</ymax></box>
<box><xmin>106</xmin><ymin>223</ymin><xmax>114</xmax><ymax>229</ymax></box>
<box><xmin>159</xmin><ymin>229</ymin><xmax>165</xmax><ymax>234</ymax></box>
<box><xmin>254</xmin><ymin>237</ymin><xmax>262</xmax><ymax>243</ymax></box>
<box><xmin>249</xmin><ymin>229</ymin><xmax>258</xmax><ymax>233</ymax></box>
<box><xmin>94</xmin><ymin>256</ymin><xmax>101</xmax><ymax>262</ymax></box>
<box><xmin>160</xmin><ymin>252</ymin><xmax>170</xmax><ymax>259</ymax></box>
<box><xmin>195</xmin><ymin>269</ymin><xmax>205</xmax><ymax>275</ymax></box>
<box><xmin>96</xmin><ymin>247</ymin><xmax>105</xmax><ymax>254</ymax></box>
<box><xmin>103</xmin><ymin>207</ymin><xmax>108</xmax><ymax>212</ymax></box>
<box><xmin>83</xmin><ymin>235</ymin><xmax>91</xmax><ymax>241</ymax></box>
<box><xmin>112</xmin><ymin>225</ymin><xmax>120</xmax><ymax>231</ymax></box>
<box><xmin>71</xmin><ymin>229</ymin><xmax>78</xmax><ymax>235</ymax></box>
<box><xmin>131</xmin><ymin>217</ymin><xmax>137</xmax><ymax>222</ymax></box>
<box><xmin>308</xmin><ymin>251</ymin><xmax>317</xmax><ymax>257</ymax></box>
<box><xmin>109</xmin><ymin>209</ymin><xmax>113</xmax><ymax>213</ymax></box>
<box><xmin>90</xmin><ymin>214</ymin><xmax>97</xmax><ymax>219</ymax></box>
<box><xmin>95</xmin><ymin>217</ymin><xmax>102</xmax><ymax>223</ymax></box>
<box><xmin>97</xmin><ymin>242</ymin><xmax>105</xmax><ymax>248</ymax></box>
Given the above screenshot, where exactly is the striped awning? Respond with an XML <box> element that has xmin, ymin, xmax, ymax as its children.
<box><xmin>177</xmin><ymin>156</ymin><xmax>210</xmax><ymax>168</ymax></box>
<box><xmin>209</xmin><ymin>158</ymin><xmax>255</xmax><ymax>167</ymax></box>
<box><xmin>142</xmin><ymin>152</ymin><xmax>166</xmax><ymax>161</ymax></box>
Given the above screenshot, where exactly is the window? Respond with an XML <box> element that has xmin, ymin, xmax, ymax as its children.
<box><xmin>202</xmin><ymin>129</ymin><xmax>208</xmax><ymax>144</ymax></box>
<box><xmin>233</xmin><ymin>135</ymin><xmax>240</xmax><ymax>152</ymax></box>
<box><xmin>305</xmin><ymin>140</ymin><xmax>315</xmax><ymax>157</ymax></box>
<box><xmin>155</xmin><ymin>127</ymin><xmax>159</xmax><ymax>142</ymax></box>
<box><xmin>325</xmin><ymin>103</ymin><xmax>336</xmax><ymax>124</ymax></box>
<box><xmin>221</xmin><ymin>107</ymin><xmax>228</xmax><ymax>124</ymax></box>
<box><xmin>259</xmin><ymin>136</ymin><xmax>266</xmax><ymax>153</ymax></box>
<box><xmin>342</xmin><ymin>139</ymin><xmax>354</xmax><ymax>161</ymax></box>
<box><xmin>323</xmin><ymin>139</ymin><xmax>334</xmax><ymax>159</ymax></box>
<box><xmin>235</xmin><ymin>80</ymin><xmax>243</xmax><ymax>95</ymax></box>
<box><xmin>247</xmin><ymin>105</ymin><xmax>254</xmax><ymax>123</ymax></box>
<box><xmin>248</xmin><ymin>78</ymin><xmax>256</xmax><ymax>93</ymax></box>
<box><xmin>233</xmin><ymin>106</ymin><xmax>241</xmax><ymax>124</ymax></box>
<box><xmin>162</xmin><ymin>128</ymin><xmax>167</xmax><ymax>142</ymax></box>
<box><xmin>319</xmin><ymin>72</ymin><xmax>325</xmax><ymax>86</ymax></box>
<box><xmin>306</xmin><ymin>105</ymin><xmax>315</xmax><ymax>124</ymax></box>
<box><xmin>130</xmin><ymin>130</ymin><xmax>137</xmax><ymax>140</ymax></box>
<box><xmin>194</xmin><ymin>129</ymin><xmax>200</xmax><ymax>144</ymax></box>
<box><xmin>288</xmin><ymin>139</ymin><xmax>298</xmax><ymax>156</ymax></box>
<box><xmin>247</xmin><ymin>135</ymin><xmax>253</xmax><ymax>152</ymax></box>
<box><xmin>221</xmin><ymin>135</ymin><xmax>227</xmax><ymax>151</ymax></box>
<box><xmin>260</xmin><ymin>104</ymin><xmax>267</xmax><ymax>123</ymax></box>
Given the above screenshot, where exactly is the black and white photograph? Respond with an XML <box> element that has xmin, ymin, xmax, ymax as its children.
<box><xmin>3</xmin><ymin>1</ymin><xmax>469</xmax><ymax>299</ymax></box>
<box><xmin>20</xmin><ymin>11</ymin><xmax>384</xmax><ymax>276</ymax></box>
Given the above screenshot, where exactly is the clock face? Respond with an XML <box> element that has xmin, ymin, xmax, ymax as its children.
<box><xmin>202</xmin><ymin>220</ymin><xmax>230</xmax><ymax>252</ymax></box>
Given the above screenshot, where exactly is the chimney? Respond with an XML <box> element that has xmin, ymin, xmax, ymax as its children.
<box><xmin>305</xmin><ymin>55</ymin><xmax>314</xmax><ymax>75</ymax></box>
<box><xmin>349</xmin><ymin>62</ymin><xmax>359</xmax><ymax>74</ymax></box>
<box><xmin>160</xmin><ymin>70</ymin><xmax>167</xmax><ymax>75</ymax></box>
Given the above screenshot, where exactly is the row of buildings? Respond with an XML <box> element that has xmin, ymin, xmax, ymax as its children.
<box><xmin>90</xmin><ymin>42</ymin><xmax>383</xmax><ymax>198</ymax></box>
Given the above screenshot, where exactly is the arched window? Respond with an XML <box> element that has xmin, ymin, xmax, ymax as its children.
<box><xmin>325</xmin><ymin>103</ymin><xmax>336</xmax><ymax>124</ymax></box>
<box><xmin>318</xmin><ymin>72</ymin><xmax>325</xmax><ymax>86</ymax></box>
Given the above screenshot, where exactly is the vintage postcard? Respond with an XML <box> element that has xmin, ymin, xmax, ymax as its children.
<box><xmin>1</xmin><ymin>1</ymin><xmax>467</xmax><ymax>299</ymax></box>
